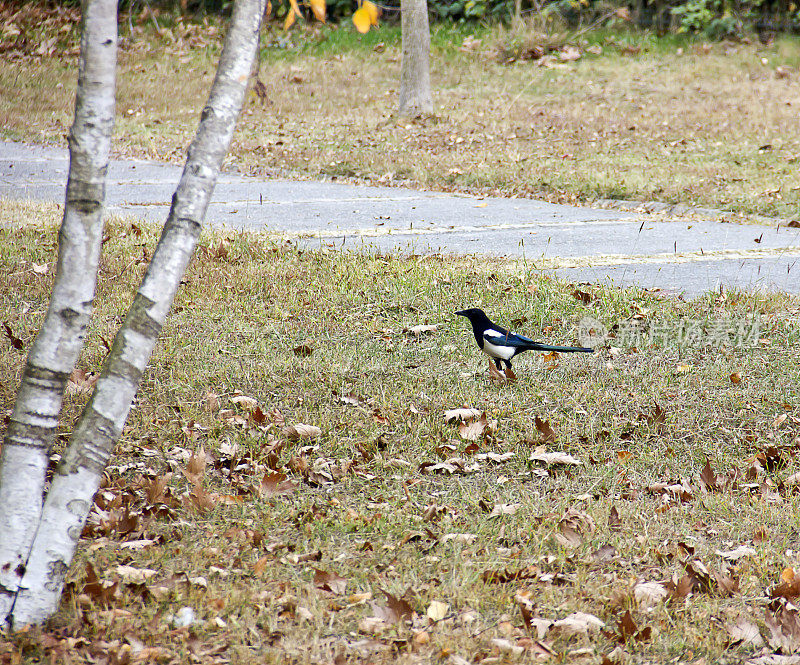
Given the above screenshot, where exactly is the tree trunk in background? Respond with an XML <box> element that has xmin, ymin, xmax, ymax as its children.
<box><xmin>398</xmin><ymin>0</ymin><xmax>433</xmax><ymax>117</ymax></box>
<box><xmin>5</xmin><ymin>0</ymin><xmax>266</xmax><ymax>629</ymax></box>
<box><xmin>0</xmin><ymin>0</ymin><xmax>117</xmax><ymax>622</ymax></box>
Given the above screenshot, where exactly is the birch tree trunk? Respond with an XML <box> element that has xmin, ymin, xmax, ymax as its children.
<box><xmin>398</xmin><ymin>0</ymin><xmax>433</xmax><ymax>117</ymax></box>
<box><xmin>6</xmin><ymin>0</ymin><xmax>266</xmax><ymax>629</ymax></box>
<box><xmin>0</xmin><ymin>0</ymin><xmax>117</xmax><ymax>621</ymax></box>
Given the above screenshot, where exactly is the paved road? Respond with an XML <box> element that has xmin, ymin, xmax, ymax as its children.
<box><xmin>2</xmin><ymin>141</ymin><xmax>799</xmax><ymax>296</ymax></box>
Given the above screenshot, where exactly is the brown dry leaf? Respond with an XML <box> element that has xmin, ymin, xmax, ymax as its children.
<box><xmin>405</xmin><ymin>323</ymin><xmax>439</xmax><ymax>337</ymax></box>
<box><xmin>182</xmin><ymin>447</ymin><xmax>207</xmax><ymax>485</ymax></box>
<box><xmin>572</xmin><ymin>289</ymin><xmax>592</xmax><ymax>304</ymax></box>
<box><xmin>542</xmin><ymin>351</ymin><xmax>560</xmax><ymax>368</ymax></box>
<box><xmin>259</xmin><ymin>471</ymin><xmax>298</xmax><ymax>498</ymax></box>
<box><xmin>444</xmin><ymin>407</ymin><xmax>481</xmax><ymax>423</ymax></box>
<box><xmin>609</xmin><ymin>506</ymin><xmax>621</xmax><ymax>530</ymax></box>
<box><xmin>644</xmin><ymin>402</ymin><xmax>666</xmax><ymax>427</ymax></box>
<box><xmin>83</xmin><ymin>562</ymin><xmax>119</xmax><ymax>606</ymax></box>
<box><xmin>458</xmin><ymin>413</ymin><xmax>489</xmax><ymax>441</ymax></box>
<box><xmin>534</xmin><ymin>416</ymin><xmax>557</xmax><ymax>444</ymax></box>
<box><xmin>716</xmin><ymin>546</ymin><xmax>757</xmax><ymax>562</ymax></box>
<box><xmin>293</xmin><ymin>343</ymin><xmax>314</xmax><ymax>357</ymax></box>
<box><xmin>609</xmin><ymin>610</ymin><xmax>644</xmax><ymax>643</ymax></box>
<box><xmin>528</xmin><ymin>446</ymin><xmax>582</xmax><ymax>468</ymax></box>
<box><xmin>633</xmin><ymin>581</ymin><xmax>668</xmax><ymax>609</ymax></box>
<box><xmin>554</xmin><ymin>508</ymin><xmax>595</xmax><ymax>547</ymax></box>
<box><xmin>592</xmin><ymin>544</ymin><xmax>617</xmax><ymax>563</ymax></box>
<box><xmin>115</xmin><ymin>565</ymin><xmax>157</xmax><ymax>585</ymax></box>
<box><xmin>204</xmin><ymin>390</ymin><xmax>220</xmax><ymax>412</ymax></box>
<box><xmin>230</xmin><ymin>393</ymin><xmax>259</xmax><ymax>410</ymax></box>
<box><xmin>727</xmin><ymin>616</ymin><xmax>764</xmax><ymax>648</ymax></box>
<box><xmin>67</xmin><ymin>368</ymin><xmax>99</xmax><ymax>396</ymax></box>
<box><xmin>253</xmin><ymin>78</ymin><xmax>268</xmax><ymax>103</ymax></box>
<box><xmin>381</xmin><ymin>589</ymin><xmax>413</xmax><ymax>622</ymax></box>
<box><xmin>730</xmin><ymin>372</ymin><xmax>742</xmax><ymax>384</ymax></box>
<box><xmin>552</xmin><ymin>612</ymin><xmax>605</xmax><ymax>637</ymax></box>
<box><xmin>426</xmin><ymin>600</ymin><xmax>449</xmax><ymax>621</ymax></box>
<box><xmin>488</xmin><ymin>360</ymin><xmax>510</xmax><ymax>384</ymax></box>
<box><xmin>3</xmin><ymin>322</ymin><xmax>23</xmax><ymax>350</ymax></box>
<box><xmin>765</xmin><ymin>603</ymin><xmax>800</xmax><ymax>652</ymax></box>
<box><xmin>313</xmin><ymin>568</ymin><xmax>347</xmax><ymax>595</ymax></box>
<box><xmin>284</xmin><ymin>423</ymin><xmax>321</xmax><ymax>440</ymax></box>
<box><xmin>700</xmin><ymin>458</ymin><xmax>720</xmax><ymax>491</ymax></box>
<box><xmin>771</xmin><ymin>569</ymin><xmax>800</xmax><ymax>599</ymax></box>
<box><xmin>189</xmin><ymin>482</ymin><xmax>216</xmax><ymax>512</ymax></box>
<box><xmin>489</xmin><ymin>503</ymin><xmax>521</xmax><ymax>518</ymax></box>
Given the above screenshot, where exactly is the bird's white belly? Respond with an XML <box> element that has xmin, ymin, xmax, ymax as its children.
<box><xmin>482</xmin><ymin>340</ymin><xmax>514</xmax><ymax>360</ymax></box>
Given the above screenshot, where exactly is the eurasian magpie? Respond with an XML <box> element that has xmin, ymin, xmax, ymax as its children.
<box><xmin>456</xmin><ymin>308</ymin><xmax>593</xmax><ymax>370</ymax></box>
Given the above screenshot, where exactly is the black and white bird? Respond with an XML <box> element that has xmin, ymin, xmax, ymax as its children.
<box><xmin>456</xmin><ymin>308</ymin><xmax>593</xmax><ymax>371</ymax></box>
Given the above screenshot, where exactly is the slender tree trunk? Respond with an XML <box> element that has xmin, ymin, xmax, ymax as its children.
<box><xmin>6</xmin><ymin>0</ymin><xmax>266</xmax><ymax>629</ymax></box>
<box><xmin>398</xmin><ymin>0</ymin><xmax>433</xmax><ymax>117</ymax></box>
<box><xmin>0</xmin><ymin>0</ymin><xmax>117</xmax><ymax>621</ymax></box>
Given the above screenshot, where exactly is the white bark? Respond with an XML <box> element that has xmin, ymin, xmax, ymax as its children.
<box><xmin>7</xmin><ymin>0</ymin><xmax>266</xmax><ymax>628</ymax></box>
<box><xmin>398</xmin><ymin>0</ymin><xmax>433</xmax><ymax>117</ymax></box>
<box><xmin>0</xmin><ymin>0</ymin><xmax>117</xmax><ymax>621</ymax></box>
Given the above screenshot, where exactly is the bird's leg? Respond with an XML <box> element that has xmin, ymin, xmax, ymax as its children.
<box><xmin>503</xmin><ymin>359</ymin><xmax>513</xmax><ymax>370</ymax></box>
<box><xmin>494</xmin><ymin>358</ymin><xmax>503</xmax><ymax>370</ymax></box>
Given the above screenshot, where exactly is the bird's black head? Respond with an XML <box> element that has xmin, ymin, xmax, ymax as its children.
<box><xmin>455</xmin><ymin>308</ymin><xmax>490</xmax><ymax>325</ymax></box>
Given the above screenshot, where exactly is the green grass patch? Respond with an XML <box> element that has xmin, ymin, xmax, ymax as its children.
<box><xmin>2</xmin><ymin>198</ymin><xmax>800</xmax><ymax>662</ymax></box>
<box><xmin>2</xmin><ymin>13</ymin><xmax>800</xmax><ymax>220</ymax></box>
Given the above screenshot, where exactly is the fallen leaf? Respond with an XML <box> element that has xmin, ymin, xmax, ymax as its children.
<box><xmin>293</xmin><ymin>343</ymin><xmax>314</xmax><ymax>357</ymax></box>
<box><xmin>716</xmin><ymin>546</ymin><xmax>757</xmax><ymax>561</ymax></box>
<box><xmin>2</xmin><ymin>322</ymin><xmax>23</xmax><ymax>350</ymax></box>
<box><xmin>426</xmin><ymin>600</ymin><xmax>449</xmax><ymax>621</ymax></box>
<box><xmin>284</xmin><ymin>423</ymin><xmax>321</xmax><ymax>440</ymax></box>
<box><xmin>489</xmin><ymin>503</ymin><xmax>521</xmax><ymax>518</ymax></box>
<box><xmin>727</xmin><ymin>616</ymin><xmax>764</xmax><ymax>647</ymax></box>
<box><xmin>553</xmin><ymin>612</ymin><xmax>605</xmax><ymax>636</ymax></box>
<box><xmin>633</xmin><ymin>581</ymin><xmax>668</xmax><ymax>608</ymax></box>
<box><xmin>458</xmin><ymin>413</ymin><xmax>491</xmax><ymax>441</ymax></box>
<box><xmin>230</xmin><ymin>394</ymin><xmax>259</xmax><ymax>410</ymax></box>
<box><xmin>572</xmin><ymin>289</ymin><xmax>592</xmax><ymax>304</ymax></box>
<box><xmin>259</xmin><ymin>471</ymin><xmax>298</xmax><ymax>498</ymax></box>
<box><xmin>182</xmin><ymin>447</ymin><xmax>207</xmax><ymax>485</ymax></box>
<box><xmin>115</xmin><ymin>565</ymin><xmax>157</xmax><ymax>584</ymax></box>
<box><xmin>730</xmin><ymin>372</ymin><xmax>742</xmax><ymax>384</ymax></box>
<box><xmin>405</xmin><ymin>324</ymin><xmax>439</xmax><ymax>337</ymax></box>
<box><xmin>314</xmin><ymin>568</ymin><xmax>348</xmax><ymax>595</ymax></box>
<box><xmin>700</xmin><ymin>458</ymin><xmax>720</xmax><ymax>491</ymax></box>
<box><xmin>444</xmin><ymin>408</ymin><xmax>482</xmax><ymax>423</ymax></box>
<box><xmin>534</xmin><ymin>417</ymin><xmax>557</xmax><ymax>444</ymax></box>
<box><xmin>529</xmin><ymin>447</ymin><xmax>582</xmax><ymax>468</ymax></box>
<box><xmin>765</xmin><ymin>602</ymin><xmax>800</xmax><ymax>652</ymax></box>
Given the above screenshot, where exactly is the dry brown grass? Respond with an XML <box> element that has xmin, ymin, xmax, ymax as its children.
<box><xmin>1</xmin><ymin>14</ymin><xmax>799</xmax><ymax>219</ymax></box>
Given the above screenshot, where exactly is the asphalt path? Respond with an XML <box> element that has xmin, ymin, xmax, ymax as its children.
<box><xmin>2</xmin><ymin>140</ymin><xmax>799</xmax><ymax>296</ymax></box>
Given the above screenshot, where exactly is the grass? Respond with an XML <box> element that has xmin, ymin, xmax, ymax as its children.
<box><xmin>1</xmin><ymin>197</ymin><xmax>800</xmax><ymax>663</ymax></box>
<box><xmin>1</xmin><ymin>9</ymin><xmax>799</xmax><ymax>219</ymax></box>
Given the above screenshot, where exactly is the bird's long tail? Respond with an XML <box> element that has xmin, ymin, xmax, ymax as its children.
<box><xmin>530</xmin><ymin>343</ymin><xmax>593</xmax><ymax>353</ymax></box>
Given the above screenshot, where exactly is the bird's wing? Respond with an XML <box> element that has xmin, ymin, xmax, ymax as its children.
<box><xmin>483</xmin><ymin>328</ymin><xmax>535</xmax><ymax>348</ymax></box>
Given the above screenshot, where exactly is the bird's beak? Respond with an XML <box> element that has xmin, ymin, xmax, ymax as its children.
<box><xmin>455</xmin><ymin>310</ymin><xmax>466</xmax><ymax>317</ymax></box>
